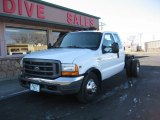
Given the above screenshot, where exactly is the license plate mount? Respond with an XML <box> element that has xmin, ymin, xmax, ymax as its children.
<box><xmin>30</xmin><ymin>83</ymin><xmax>40</xmax><ymax>92</ymax></box>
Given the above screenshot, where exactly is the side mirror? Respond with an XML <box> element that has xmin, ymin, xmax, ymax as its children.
<box><xmin>112</xmin><ymin>42</ymin><xmax>119</xmax><ymax>53</ymax></box>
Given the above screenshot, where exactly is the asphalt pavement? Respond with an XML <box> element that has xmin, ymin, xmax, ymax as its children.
<box><xmin>0</xmin><ymin>79</ymin><xmax>27</xmax><ymax>101</ymax></box>
<box><xmin>0</xmin><ymin>53</ymin><xmax>160</xmax><ymax>120</ymax></box>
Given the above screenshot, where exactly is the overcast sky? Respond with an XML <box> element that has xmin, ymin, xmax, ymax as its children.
<box><xmin>43</xmin><ymin>0</ymin><xmax>160</xmax><ymax>34</ymax></box>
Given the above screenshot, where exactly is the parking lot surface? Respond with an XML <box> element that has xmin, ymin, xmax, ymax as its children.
<box><xmin>0</xmin><ymin>54</ymin><xmax>160</xmax><ymax>120</ymax></box>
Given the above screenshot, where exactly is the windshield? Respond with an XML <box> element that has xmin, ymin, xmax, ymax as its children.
<box><xmin>54</xmin><ymin>32</ymin><xmax>102</xmax><ymax>50</ymax></box>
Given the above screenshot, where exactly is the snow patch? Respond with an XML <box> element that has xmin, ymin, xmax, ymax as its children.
<box><xmin>45</xmin><ymin>113</ymin><xmax>56</xmax><ymax>120</ymax></box>
<box><xmin>127</xmin><ymin>109</ymin><xmax>132</xmax><ymax>115</ymax></box>
<box><xmin>133</xmin><ymin>97</ymin><xmax>142</xmax><ymax>107</ymax></box>
<box><xmin>133</xmin><ymin>98</ymin><xmax>138</xmax><ymax>104</ymax></box>
<box><xmin>119</xmin><ymin>94</ymin><xmax>128</xmax><ymax>102</ymax></box>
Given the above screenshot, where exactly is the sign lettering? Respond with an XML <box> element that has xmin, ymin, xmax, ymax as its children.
<box><xmin>3</xmin><ymin>0</ymin><xmax>16</xmax><ymax>13</ymax></box>
<box><xmin>67</xmin><ymin>12</ymin><xmax>95</xmax><ymax>27</ymax></box>
<box><xmin>3</xmin><ymin>0</ymin><xmax>45</xmax><ymax>19</ymax></box>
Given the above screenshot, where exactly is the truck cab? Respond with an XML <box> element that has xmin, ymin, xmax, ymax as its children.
<box><xmin>19</xmin><ymin>31</ymin><xmax>139</xmax><ymax>103</ymax></box>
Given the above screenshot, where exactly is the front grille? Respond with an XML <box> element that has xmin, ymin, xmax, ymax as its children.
<box><xmin>23</xmin><ymin>58</ymin><xmax>61</xmax><ymax>78</ymax></box>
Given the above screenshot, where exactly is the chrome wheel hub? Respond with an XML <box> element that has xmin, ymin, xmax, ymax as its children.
<box><xmin>86</xmin><ymin>79</ymin><xmax>97</xmax><ymax>94</ymax></box>
<box><xmin>137</xmin><ymin>64</ymin><xmax>140</xmax><ymax>73</ymax></box>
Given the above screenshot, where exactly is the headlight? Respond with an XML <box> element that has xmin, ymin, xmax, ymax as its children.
<box><xmin>61</xmin><ymin>64</ymin><xmax>79</xmax><ymax>76</ymax></box>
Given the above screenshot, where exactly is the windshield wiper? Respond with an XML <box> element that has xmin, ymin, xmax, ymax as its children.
<box><xmin>53</xmin><ymin>46</ymin><xmax>96</xmax><ymax>50</ymax></box>
<box><xmin>67</xmin><ymin>46</ymin><xmax>85</xmax><ymax>48</ymax></box>
<box><xmin>66</xmin><ymin>46</ymin><xmax>97</xmax><ymax>50</ymax></box>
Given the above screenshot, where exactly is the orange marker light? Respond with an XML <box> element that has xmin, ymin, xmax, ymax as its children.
<box><xmin>62</xmin><ymin>65</ymin><xmax>79</xmax><ymax>76</ymax></box>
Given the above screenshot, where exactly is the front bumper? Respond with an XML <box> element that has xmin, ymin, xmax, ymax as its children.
<box><xmin>19</xmin><ymin>75</ymin><xmax>84</xmax><ymax>94</ymax></box>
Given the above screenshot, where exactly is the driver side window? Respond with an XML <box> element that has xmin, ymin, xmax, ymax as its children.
<box><xmin>102</xmin><ymin>33</ymin><xmax>114</xmax><ymax>53</ymax></box>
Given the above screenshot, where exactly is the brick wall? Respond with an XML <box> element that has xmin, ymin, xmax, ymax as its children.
<box><xmin>0</xmin><ymin>58</ymin><xmax>21</xmax><ymax>81</ymax></box>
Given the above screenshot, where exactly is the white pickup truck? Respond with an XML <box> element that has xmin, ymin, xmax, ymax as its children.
<box><xmin>19</xmin><ymin>31</ymin><xmax>140</xmax><ymax>103</ymax></box>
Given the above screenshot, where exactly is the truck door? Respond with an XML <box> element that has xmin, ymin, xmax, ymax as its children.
<box><xmin>113</xmin><ymin>33</ymin><xmax>125</xmax><ymax>72</ymax></box>
<box><xmin>99</xmin><ymin>33</ymin><xmax>119</xmax><ymax>80</ymax></box>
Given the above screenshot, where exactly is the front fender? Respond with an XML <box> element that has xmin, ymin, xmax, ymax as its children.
<box><xmin>76</xmin><ymin>58</ymin><xmax>101</xmax><ymax>76</ymax></box>
<box><xmin>73</xmin><ymin>51</ymin><xmax>101</xmax><ymax>75</ymax></box>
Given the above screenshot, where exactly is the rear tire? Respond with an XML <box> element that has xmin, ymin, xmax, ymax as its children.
<box><xmin>77</xmin><ymin>72</ymin><xmax>99</xmax><ymax>103</ymax></box>
<box><xmin>131</xmin><ymin>59</ymin><xmax>140</xmax><ymax>77</ymax></box>
<box><xmin>126</xmin><ymin>59</ymin><xmax>132</xmax><ymax>77</ymax></box>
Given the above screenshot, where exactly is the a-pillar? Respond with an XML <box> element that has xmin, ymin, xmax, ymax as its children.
<box><xmin>47</xmin><ymin>29</ymin><xmax>54</xmax><ymax>47</ymax></box>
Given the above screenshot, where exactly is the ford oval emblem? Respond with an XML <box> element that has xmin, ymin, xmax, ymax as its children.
<box><xmin>34</xmin><ymin>66</ymin><xmax>40</xmax><ymax>71</ymax></box>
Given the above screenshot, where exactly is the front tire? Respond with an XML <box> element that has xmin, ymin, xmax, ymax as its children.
<box><xmin>77</xmin><ymin>72</ymin><xmax>99</xmax><ymax>103</ymax></box>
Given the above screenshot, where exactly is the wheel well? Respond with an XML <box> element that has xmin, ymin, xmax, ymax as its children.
<box><xmin>86</xmin><ymin>68</ymin><xmax>102</xmax><ymax>87</ymax></box>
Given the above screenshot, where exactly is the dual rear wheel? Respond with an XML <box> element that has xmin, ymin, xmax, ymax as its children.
<box><xmin>126</xmin><ymin>59</ymin><xmax>140</xmax><ymax>77</ymax></box>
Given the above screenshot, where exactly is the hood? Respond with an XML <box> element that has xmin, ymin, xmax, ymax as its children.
<box><xmin>24</xmin><ymin>48</ymin><xmax>93</xmax><ymax>63</ymax></box>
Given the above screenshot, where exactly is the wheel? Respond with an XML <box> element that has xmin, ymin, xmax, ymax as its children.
<box><xmin>126</xmin><ymin>59</ymin><xmax>132</xmax><ymax>77</ymax></box>
<box><xmin>131</xmin><ymin>59</ymin><xmax>140</xmax><ymax>77</ymax></box>
<box><xmin>77</xmin><ymin>72</ymin><xmax>100</xmax><ymax>103</ymax></box>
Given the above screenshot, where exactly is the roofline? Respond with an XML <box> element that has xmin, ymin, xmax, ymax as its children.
<box><xmin>28</xmin><ymin>0</ymin><xmax>100</xmax><ymax>19</ymax></box>
<box><xmin>70</xmin><ymin>30</ymin><xmax>118</xmax><ymax>33</ymax></box>
<box><xmin>146</xmin><ymin>40</ymin><xmax>160</xmax><ymax>43</ymax></box>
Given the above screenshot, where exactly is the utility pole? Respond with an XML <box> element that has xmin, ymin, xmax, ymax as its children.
<box><xmin>139</xmin><ymin>33</ymin><xmax>142</xmax><ymax>47</ymax></box>
<box><xmin>99</xmin><ymin>22</ymin><xmax>106</xmax><ymax>30</ymax></box>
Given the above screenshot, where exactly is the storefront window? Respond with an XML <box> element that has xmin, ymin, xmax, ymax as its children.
<box><xmin>5</xmin><ymin>27</ymin><xmax>47</xmax><ymax>55</ymax></box>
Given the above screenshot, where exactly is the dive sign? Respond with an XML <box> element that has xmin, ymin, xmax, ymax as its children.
<box><xmin>2</xmin><ymin>0</ymin><xmax>45</xmax><ymax>19</ymax></box>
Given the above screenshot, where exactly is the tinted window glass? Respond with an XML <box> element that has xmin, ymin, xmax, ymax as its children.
<box><xmin>102</xmin><ymin>33</ymin><xmax>114</xmax><ymax>53</ymax></box>
<box><xmin>5</xmin><ymin>27</ymin><xmax>47</xmax><ymax>55</ymax></box>
<box><xmin>55</xmin><ymin>32</ymin><xmax>102</xmax><ymax>50</ymax></box>
<box><xmin>114</xmin><ymin>34</ymin><xmax>122</xmax><ymax>49</ymax></box>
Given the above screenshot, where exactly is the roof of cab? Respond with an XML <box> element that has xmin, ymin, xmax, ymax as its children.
<box><xmin>70</xmin><ymin>30</ymin><xmax>118</xmax><ymax>34</ymax></box>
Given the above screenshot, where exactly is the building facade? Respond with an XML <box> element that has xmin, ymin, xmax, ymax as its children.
<box><xmin>145</xmin><ymin>40</ymin><xmax>160</xmax><ymax>52</ymax></box>
<box><xmin>0</xmin><ymin>0</ymin><xmax>100</xmax><ymax>81</ymax></box>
